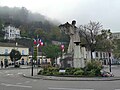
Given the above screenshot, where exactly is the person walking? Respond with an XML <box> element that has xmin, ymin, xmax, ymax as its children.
<box><xmin>1</xmin><ymin>61</ymin><xmax>3</xmax><ymax>68</ymax></box>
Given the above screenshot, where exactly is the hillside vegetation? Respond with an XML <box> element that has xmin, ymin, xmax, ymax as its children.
<box><xmin>0</xmin><ymin>6</ymin><xmax>69</xmax><ymax>47</ymax></box>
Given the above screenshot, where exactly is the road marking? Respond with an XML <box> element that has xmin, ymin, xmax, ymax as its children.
<box><xmin>25</xmin><ymin>81</ymin><xmax>30</xmax><ymax>83</ymax></box>
<box><xmin>115</xmin><ymin>89</ymin><xmax>120</xmax><ymax>90</ymax></box>
<box><xmin>16</xmin><ymin>83</ymin><xmax>22</xmax><ymax>85</ymax></box>
<box><xmin>48</xmin><ymin>87</ymin><xmax>94</xmax><ymax>90</ymax></box>
<box><xmin>6</xmin><ymin>74</ymin><xmax>13</xmax><ymax>76</ymax></box>
<box><xmin>18</xmin><ymin>72</ymin><xmax>23</xmax><ymax>75</ymax></box>
<box><xmin>33</xmin><ymin>80</ymin><xmax>37</xmax><ymax>82</ymax></box>
<box><xmin>1</xmin><ymin>83</ymin><xmax>32</xmax><ymax>88</ymax></box>
<box><xmin>5</xmin><ymin>71</ymin><xmax>9</xmax><ymax>73</ymax></box>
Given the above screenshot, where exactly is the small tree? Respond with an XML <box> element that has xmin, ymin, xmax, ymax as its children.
<box><xmin>9</xmin><ymin>49</ymin><xmax>21</xmax><ymax>66</ymax></box>
<box><xmin>79</xmin><ymin>21</ymin><xmax>102</xmax><ymax>59</ymax></box>
<box><xmin>42</xmin><ymin>44</ymin><xmax>61</xmax><ymax>65</ymax></box>
<box><xmin>96</xmin><ymin>29</ymin><xmax>114</xmax><ymax>51</ymax></box>
<box><xmin>113</xmin><ymin>39</ymin><xmax>120</xmax><ymax>60</ymax></box>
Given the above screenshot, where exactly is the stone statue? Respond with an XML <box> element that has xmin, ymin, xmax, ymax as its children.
<box><xmin>59</xmin><ymin>20</ymin><xmax>85</xmax><ymax>68</ymax></box>
<box><xmin>59</xmin><ymin>20</ymin><xmax>80</xmax><ymax>54</ymax></box>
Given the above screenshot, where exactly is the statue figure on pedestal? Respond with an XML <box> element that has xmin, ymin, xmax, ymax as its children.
<box><xmin>59</xmin><ymin>20</ymin><xmax>85</xmax><ymax>68</ymax></box>
<box><xmin>59</xmin><ymin>20</ymin><xmax>80</xmax><ymax>54</ymax></box>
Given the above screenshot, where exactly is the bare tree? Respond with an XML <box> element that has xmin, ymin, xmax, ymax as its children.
<box><xmin>79</xmin><ymin>21</ymin><xmax>102</xmax><ymax>59</ymax></box>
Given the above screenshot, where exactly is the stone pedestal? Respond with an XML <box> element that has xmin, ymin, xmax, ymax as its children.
<box><xmin>73</xmin><ymin>42</ymin><xmax>85</xmax><ymax>68</ymax></box>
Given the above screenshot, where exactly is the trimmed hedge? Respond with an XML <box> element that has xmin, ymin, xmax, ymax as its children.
<box><xmin>38</xmin><ymin>61</ymin><xmax>102</xmax><ymax>77</ymax></box>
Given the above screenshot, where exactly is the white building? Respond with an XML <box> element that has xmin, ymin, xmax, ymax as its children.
<box><xmin>112</xmin><ymin>32</ymin><xmax>120</xmax><ymax>39</ymax></box>
<box><xmin>86</xmin><ymin>51</ymin><xmax>114</xmax><ymax>65</ymax></box>
<box><xmin>3</xmin><ymin>25</ymin><xmax>21</xmax><ymax>40</ymax></box>
<box><xmin>0</xmin><ymin>42</ymin><xmax>29</xmax><ymax>64</ymax></box>
<box><xmin>57</xmin><ymin>49</ymin><xmax>114</xmax><ymax>68</ymax></box>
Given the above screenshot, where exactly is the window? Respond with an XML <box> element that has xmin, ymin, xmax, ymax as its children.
<box><xmin>96</xmin><ymin>52</ymin><xmax>98</xmax><ymax>57</ymax></box>
<box><xmin>22</xmin><ymin>50</ymin><xmax>24</xmax><ymax>55</ymax></box>
<box><xmin>100</xmin><ymin>52</ymin><xmax>102</xmax><ymax>58</ymax></box>
<box><xmin>103</xmin><ymin>53</ymin><xmax>105</xmax><ymax>58</ymax></box>
<box><xmin>5</xmin><ymin>49</ymin><xmax>8</xmax><ymax>54</ymax></box>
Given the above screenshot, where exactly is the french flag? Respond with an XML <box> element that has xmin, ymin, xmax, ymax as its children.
<box><xmin>40</xmin><ymin>42</ymin><xmax>44</xmax><ymax>46</ymax></box>
<box><xmin>61</xmin><ymin>44</ymin><xmax>64</xmax><ymax>52</ymax></box>
<box><xmin>37</xmin><ymin>38</ymin><xmax>41</xmax><ymax>43</ymax></box>
<box><xmin>38</xmin><ymin>38</ymin><xmax>44</xmax><ymax>46</ymax></box>
<box><xmin>33</xmin><ymin>39</ymin><xmax>37</xmax><ymax>45</ymax></box>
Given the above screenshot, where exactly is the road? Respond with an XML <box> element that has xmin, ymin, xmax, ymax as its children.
<box><xmin>103</xmin><ymin>65</ymin><xmax>120</xmax><ymax>77</ymax></box>
<box><xmin>0</xmin><ymin>66</ymin><xmax>120</xmax><ymax>90</ymax></box>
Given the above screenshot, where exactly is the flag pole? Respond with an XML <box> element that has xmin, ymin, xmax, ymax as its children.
<box><xmin>31</xmin><ymin>47</ymin><xmax>34</xmax><ymax>76</ymax></box>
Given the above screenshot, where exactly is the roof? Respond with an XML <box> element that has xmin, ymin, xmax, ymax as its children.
<box><xmin>0</xmin><ymin>42</ymin><xmax>28</xmax><ymax>48</ymax></box>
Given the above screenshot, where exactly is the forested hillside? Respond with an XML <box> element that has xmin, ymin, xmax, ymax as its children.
<box><xmin>0</xmin><ymin>6</ymin><xmax>69</xmax><ymax>47</ymax></box>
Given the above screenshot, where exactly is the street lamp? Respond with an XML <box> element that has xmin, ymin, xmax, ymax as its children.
<box><xmin>108</xmin><ymin>52</ymin><xmax>111</xmax><ymax>72</ymax></box>
<box><xmin>31</xmin><ymin>47</ymin><xmax>34</xmax><ymax>76</ymax></box>
<box><xmin>107</xmin><ymin>31</ymin><xmax>112</xmax><ymax>72</ymax></box>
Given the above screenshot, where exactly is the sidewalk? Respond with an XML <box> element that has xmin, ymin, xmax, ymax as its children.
<box><xmin>22</xmin><ymin>74</ymin><xmax>120</xmax><ymax>81</ymax></box>
<box><xmin>0</xmin><ymin>65</ymin><xmax>32</xmax><ymax>70</ymax></box>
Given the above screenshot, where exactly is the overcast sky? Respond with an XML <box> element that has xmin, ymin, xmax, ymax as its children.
<box><xmin>0</xmin><ymin>0</ymin><xmax>120</xmax><ymax>32</ymax></box>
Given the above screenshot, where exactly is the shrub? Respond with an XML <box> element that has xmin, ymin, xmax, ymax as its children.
<box><xmin>73</xmin><ymin>69</ymin><xmax>84</xmax><ymax>76</ymax></box>
<box><xmin>38</xmin><ymin>70</ymin><xmax>42</xmax><ymax>75</ymax></box>
<box><xmin>87</xmin><ymin>70</ymin><xmax>96</xmax><ymax>77</ymax></box>
<box><xmin>65</xmin><ymin>68</ymin><xmax>75</xmax><ymax>75</ymax></box>
<box><xmin>38</xmin><ymin>61</ymin><xmax>102</xmax><ymax>77</ymax></box>
<box><xmin>53</xmin><ymin>72</ymin><xmax>60</xmax><ymax>76</ymax></box>
<box><xmin>59</xmin><ymin>72</ymin><xmax>65</xmax><ymax>75</ymax></box>
<box><xmin>38</xmin><ymin>66</ymin><xmax>59</xmax><ymax>75</ymax></box>
<box><xmin>65</xmin><ymin>68</ymin><xmax>82</xmax><ymax>75</ymax></box>
<box><xmin>45</xmin><ymin>72</ymin><xmax>53</xmax><ymax>76</ymax></box>
<box><xmin>84</xmin><ymin>60</ymin><xmax>102</xmax><ymax>76</ymax></box>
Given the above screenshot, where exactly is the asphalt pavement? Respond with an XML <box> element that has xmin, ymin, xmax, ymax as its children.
<box><xmin>0</xmin><ymin>66</ymin><xmax>120</xmax><ymax>90</ymax></box>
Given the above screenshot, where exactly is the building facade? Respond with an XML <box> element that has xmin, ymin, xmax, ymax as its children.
<box><xmin>112</xmin><ymin>32</ymin><xmax>120</xmax><ymax>39</ymax></box>
<box><xmin>3</xmin><ymin>25</ymin><xmax>21</xmax><ymax>40</ymax></box>
<box><xmin>0</xmin><ymin>42</ymin><xmax>29</xmax><ymax>64</ymax></box>
<box><xmin>86</xmin><ymin>51</ymin><xmax>114</xmax><ymax>65</ymax></box>
<box><xmin>57</xmin><ymin>49</ymin><xmax>114</xmax><ymax>68</ymax></box>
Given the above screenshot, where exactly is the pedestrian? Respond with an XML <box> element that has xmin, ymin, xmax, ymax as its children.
<box><xmin>1</xmin><ymin>61</ymin><xmax>3</xmax><ymax>68</ymax></box>
<box><xmin>26</xmin><ymin>60</ymin><xmax>28</xmax><ymax>65</ymax></box>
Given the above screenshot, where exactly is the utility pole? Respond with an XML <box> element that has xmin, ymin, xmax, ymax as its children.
<box><xmin>109</xmin><ymin>52</ymin><xmax>111</xmax><ymax>72</ymax></box>
<box><xmin>31</xmin><ymin>47</ymin><xmax>34</xmax><ymax>76</ymax></box>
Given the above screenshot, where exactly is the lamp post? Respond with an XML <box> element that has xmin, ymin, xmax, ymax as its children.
<box><xmin>109</xmin><ymin>52</ymin><xmax>111</xmax><ymax>72</ymax></box>
<box><xmin>31</xmin><ymin>47</ymin><xmax>34</xmax><ymax>76</ymax></box>
<box><xmin>107</xmin><ymin>31</ymin><xmax>112</xmax><ymax>72</ymax></box>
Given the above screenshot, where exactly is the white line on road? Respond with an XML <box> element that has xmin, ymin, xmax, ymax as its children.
<box><xmin>16</xmin><ymin>83</ymin><xmax>22</xmax><ymax>85</ymax></box>
<box><xmin>33</xmin><ymin>80</ymin><xmax>37</xmax><ymax>82</ymax></box>
<box><xmin>5</xmin><ymin>71</ymin><xmax>9</xmax><ymax>73</ymax></box>
<box><xmin>1</xmin><ymin>83</ymin><xmax>32</xmax><ymax>88</ymax></box>
<box><xmin>7</xmin><ymin>74</ymin><xmax>13</xmax><ymax>76</ymax></box>
<box><xmin>25</xmin><ymin>81</ymin><xmax>30</xmax><ymax>83</ymax></box>
<box><xmin>48</xmin><ymin>87</ymin><xmax>94</xmax><ymax>90</ymax></box>
<box><xmin>18</xmin><ymin>72</ymin><xmax>23</xmax><ymax>75</ymax></box>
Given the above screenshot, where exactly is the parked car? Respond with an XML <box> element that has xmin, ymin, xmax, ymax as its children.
<box><xmin>101</xmin><ymin>71</ymin><xmax>114</xmax><ymax>77</ymax></box>
<box><xmin>14</xmin><ymin>61</ymin><xmax>20</xmax><ymax>68</ymax></box>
